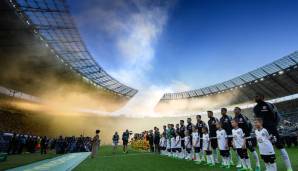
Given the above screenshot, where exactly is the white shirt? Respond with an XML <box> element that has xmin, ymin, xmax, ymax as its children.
<box><xmin>202</xmin><ymin>133</ymin><xmax>210</xmax><ymax>151</ymax></box>
<box><xmin>232</xmin><ymin>128</ymin><xmax>245</xmax><ymax>149</ymax></box>
<box><xmin>159</xmin><ymin>137</ymin><xmax>166</xmax><ymax>147</ymax></box>
<box><xmin>175</xmin><ymin>136</ymin><xmax>181</xmax><ymax>148</ymax></box>
<box><xmin>216</xmin><ymin>129</ymin><xmax>227</xmax><ymax>150</ymax></box>
<box><xmin>192</xmin><ymin>132</ymin><xmax>200</xmax><ymax>147</ymax></box>
<box><xmin>255</xmin><ymin>128</ymin><xmax>275</xmax><ymax>155</ymax></box>
<box><xmin>170</xmin><ymin>137</ymin><xmax>176</xmax><ymax>148</ymax></box>
<box><xmin>166</xmin><ymin>138</ymin><xmax>171</xmax><ymax>149</ymax></box>
<box><xmin>185</xmin><ymin>136</ymin><xmax>192</xmax><ymax>149</ymax></box>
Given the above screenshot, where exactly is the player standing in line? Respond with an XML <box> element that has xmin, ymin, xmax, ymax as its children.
<box><xmin>162</xmin><ymin>125</ymin><xmax>167</xmax><ymax>135</ymax></box>
<box><xmin>196</xmin><ymin>114</ymin><xmax>207</xmax><ymax>162</ymax></box>
<box><xmin>174</xmin><ymin>124</ymin><xmax>180</xmax><ymax>157</ymax></box>
<box><xmin>232</xmin><ymin>119</ymin><xmax>252</xmax><ymax>171</ymax></box>
<box><xmin>234</xmin><ymin>107</ymin><xmax>261</xmax><ymax>171</ymax></box>
<box><xmin>216</xmin><ymin>122</ymin><xmax>230</xmax><ymax>168</ymax></box>
<box><xmin>166</xmin><ymin>124</ymin><xmax>172</xmax><ymax>157</ymax></box>
<box><xmin>186</xmin><ymin>118</ymin><xmax>195</xmax><ymax>158</ymax></box>
<box><xmin>170</xmin><ymin>124</ymin><xmax>176</xmax><ymax>158</ymax></box>
<box><xmin>159</xmin><ymin>133</ymin><xmax>167</xmax><ymax>155</ymax></box>
<box><xmin>184</xmin><ymin>131</ymin><xmax>192</xmax><ymax>160</ymax></box>
<box><xmin>207</xmin><ymin>111</ymin><xmax>219</xmax><ymax>163</ymax></box>
<box><xmin>154</xmin><ymin>127</ymin><xmax>160</xmax><ymax>153</ymax></box>
<box><xmin>202</xmin><ymin>127</ymin><xmax>215</xmax><ymax>166</ymax></box>
<box><xmin>175</xmin><ymin>123</ymin><xmax>180</xmax><ymax>133</ymax></box>
<box><xmin>186</xmin><ymin>118</ymin><xmax>194</xmax><ymax>143</ymax></box>
<box><xmin>192</xmin><ymin>127</ymin><xmax>201</xmax><ymax>164</ymax></box>
<box><xmin>254</xmin><ymin>94</ymin><xmax>292</xmax><ymax>171</ymax></box>
<box><xmin>175</xmin><ymin>130</ymin><xmax>182</xmax><ymax>158</ymax></box>
<box><xmin>179</xmin><ymin>120</ymin><xmax>186</xmax><ymax>158</ymax></box>
<box><xmin>219</xmin><ymin>108</ymin><xmax>234</xmax><ymax>166</ymax></box>
<box><xmin>254</xmin><ymin>118</ymin><xmax>277</xmax><ymax>171</ymax></box>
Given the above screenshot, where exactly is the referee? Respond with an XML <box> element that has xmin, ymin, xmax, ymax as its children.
<box><xmin>254</xmin><ymin>94</ymin><xmax>293</xmax><ymax>171</ymax></box>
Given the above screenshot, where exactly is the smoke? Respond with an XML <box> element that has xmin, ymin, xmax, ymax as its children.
<box><xmin>108</xmin><ymin>0</ymin><xmax>173</xmax><ymax>88</ymax></box>
<box><xmin>0</xmin><ymin>96</ymin><xmax>209</xmax><ymax>144</ymax></box>
<box><xmin>155</xmin><ymin>89</ymin><xmax>242</xmax><ymax>116</ymax></box>
<box><xmin>0</xmin><ymin>30</ymin><xmax>129</xmax><ymax>113</ymax></box>
<box><xmin>74</xmin><ymin>0</ymin><xmax>175</xmax><ymax>87</ymax></box>
<box><xmin>0</xmin><ymin>0</ymin><xmax>245</xmax><ymax>144</ymax></box>
<box><xmin>72</xmin><ymin>0</ymin><xmax>182</xmax><ymax>117</ymax></box>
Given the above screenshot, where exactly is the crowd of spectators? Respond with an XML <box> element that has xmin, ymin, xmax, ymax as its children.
<box><xmin>278</xmin><ymin>119</ymin><xmax>298</xmax><ymax>147</ymax></box>
<box><xmin>0</xmin><ymin>131</ymin><xmax>92</xmax><ymax>155</ymax></box>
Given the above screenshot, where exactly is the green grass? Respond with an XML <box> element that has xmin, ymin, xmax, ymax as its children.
<box><xmin>75</xmin><ymin>146</ymin><xmax>298</xmax><ymax>171</ymax></box>
<box><xmin>0</xmin><ymin>151</ymin><xmax>59</xmax><ymax>171</ymax></box>
<box><xmin>1</xmin><ymin>146</ymin><xmax>297</xmax><ymax>171</ymax></box>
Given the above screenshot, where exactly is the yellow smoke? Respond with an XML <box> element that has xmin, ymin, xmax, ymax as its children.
<box><xmin>155</xmin><ymin>89</ymin><xmax>242</xmax><ymax>115</ymax></box>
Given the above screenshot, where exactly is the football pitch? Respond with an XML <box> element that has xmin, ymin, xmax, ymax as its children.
<box><xmin>74</xmin><ymin>146</ymin><xmax>298</xmax><ymax>171</ymax></box>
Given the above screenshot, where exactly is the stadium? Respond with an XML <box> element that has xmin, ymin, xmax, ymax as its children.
<box><xmin>0</xmin><ymin>0</ymin><xmax>297</xmax><ymax>171</ymax></box>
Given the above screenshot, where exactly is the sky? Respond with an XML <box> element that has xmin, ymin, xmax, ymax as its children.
<box><xmin>67</xmin><ymin>0</ymin><xmax>298</xmax><ymax>116</ymax></box>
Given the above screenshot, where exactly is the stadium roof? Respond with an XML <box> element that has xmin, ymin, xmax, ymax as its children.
<box><xmin>9</xmin><ymin>0</ymin><xmax>138</xmax><ymax>97</ymax></box>
<box><xmin>161</xmin><ymin>51</ymin><xmax>298</xmax><ymax>101</ymax></box>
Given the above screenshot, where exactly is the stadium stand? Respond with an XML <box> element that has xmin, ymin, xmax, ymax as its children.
<box><xmin>156</xmin><ymin>51</ymin><xmax>298</xmax><ymax>113</ymax></box>
<box><xmin>4</xmin><ymin>0</ymin><xmax>137</xmax><ymax>97</ymax></box>
<box><xmin>0</xmin><ymin>0</ymin><xmax>139</xmax><ymax>112</ymax></box>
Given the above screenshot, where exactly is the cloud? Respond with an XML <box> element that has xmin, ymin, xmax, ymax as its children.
<box><xmin>74</xmin><ymin>0</ymin><xmax>187</xmax><ymax>117</ymax></box>
<box><xmin>104</xmin><ymin>0</ymin><xmax>174</xmax><ymax>88</ymax></box>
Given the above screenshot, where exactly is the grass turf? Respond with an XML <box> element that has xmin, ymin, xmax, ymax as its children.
<box><xmin>74</xmin><ymin>146</ymin><xmax>298</xmax><ymax>171</ymax></box>
<box><xmin>0</xmin><ymin>151</ymin><xmax>59</xmax><ymax>171</ymax></box>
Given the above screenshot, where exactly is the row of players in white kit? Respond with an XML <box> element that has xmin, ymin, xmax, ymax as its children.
<box><xmin>159</xmin><ymin>118</ymin><xmax>277</xmax><ymax>171</ymax></box>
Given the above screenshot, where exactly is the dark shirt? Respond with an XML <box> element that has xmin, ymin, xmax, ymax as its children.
<box><xmin>41</xmin><ymin>138</ymin><xmax>48</xmax><ymax>146</ymax></box>
<box><xmin>186</xmin><ymin>123</ymin><xmax>193</xmax><ymax>134</ymax></box>
<box><xmin>148</xmin><ymin>133</ymin><xmax>154</xmax><ymax>145</ymax></box>
<box><xmin>162</xmin><ymin>129</ymin><xmax>166</xmax><ymax>136</ymax></box>
<box><xmin>179</xmin><ymin>125</ymin><xmax>186</xmax><ymax>138</ymax></box>
<box><xmin>154</xmin><ymin>131</ymin><xmax>160</xmax><ymax>144</ymax></box>
<box><xmin>253</xmin><ymin>101</ymin><xmax>278</xmax><ymax>128</ymax></box>
<box><xmin>122</xmin><ymin>132</ymin><xmax>129</xmax><ymax>141</ymax></box>
<box><xmin>175</xmin><ymin>127</ymin><xmax>180</xmax><ymax>134</ymax></box>
<box><xmin>113</xmin><ymin>134</ymin><xmax>119</xmax><ymax>142</ymax></box>
<box><xmin>234</xmin><ymin>114</ymin><xmax>251</xmax><ymax>137</ymax></box>
<box><xmin>170</xmin><ymin>128</ymin><xmax>176</xmax><ymax>138</ymax></box>
<box><xmin>196</xmin><ymin>120</ymin><xmax>207</xmax><ymax>136</ymax></box>
<box><xmin>208</xmin><ymin>117</ymin><xmax>219</xmax><ymax>137</ymax></box>
<box><xmin>220</xmin><ymin>115</ymin><xmax>233</xmax><ymax>135</ymax></box>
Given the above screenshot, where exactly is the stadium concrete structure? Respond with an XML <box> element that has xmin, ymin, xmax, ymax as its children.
<box><xmin>156</xmin><ymin>51</ymin><xmax>298</xmax><ymax>115</ymax></box>
<box><xmin>0</xmin><ymin>0</ymin><xmax>137</xmax><ymax>98</ymax></box>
